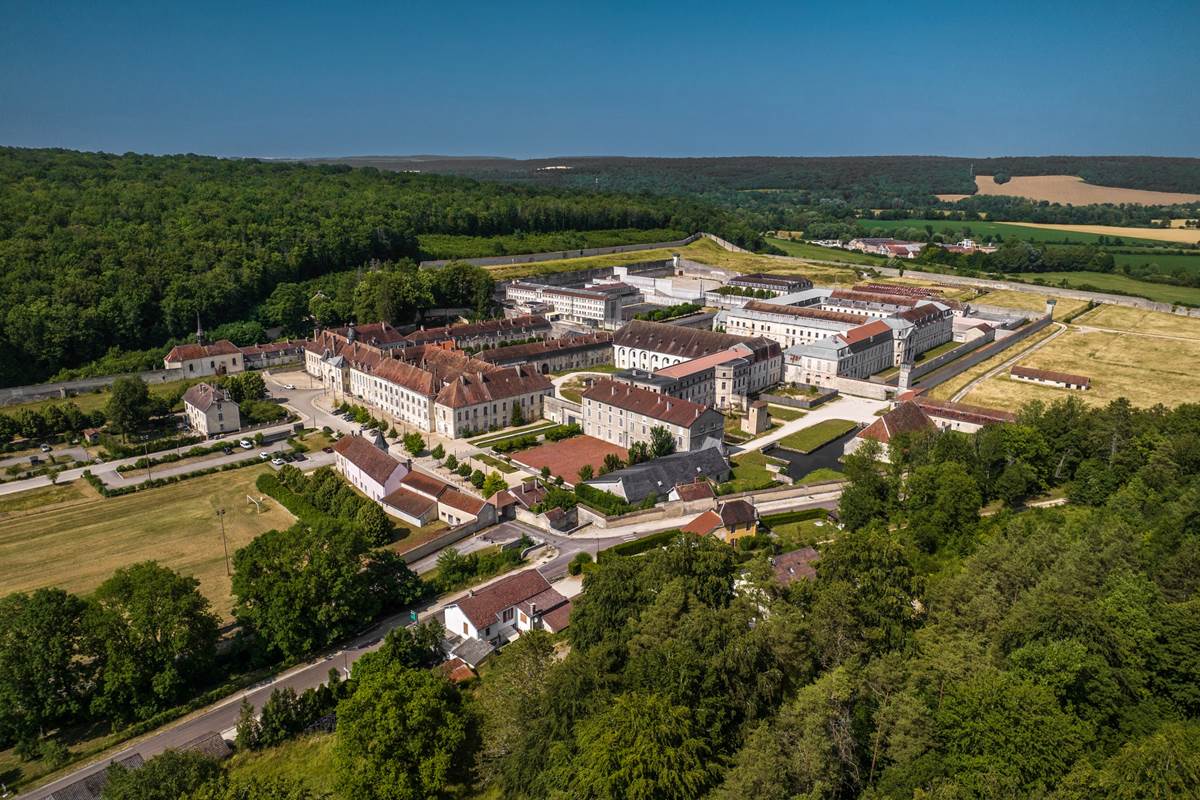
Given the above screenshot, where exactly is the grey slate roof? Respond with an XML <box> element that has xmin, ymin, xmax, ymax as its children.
<box><xmin>49</xmin><ymin>753</ymin><xmax>145</xmax><ymax>800</ymax></box>
<box><xmin>585</xmin><ymin>444</ymin><xmax>731</xmax><ymax>503</ymax></box>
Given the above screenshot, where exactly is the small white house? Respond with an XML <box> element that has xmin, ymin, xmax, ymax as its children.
<box><xmin>182</xmin><ymin>383</ymin><xmax>240</xmax><ymax>437</ymax></box>
<box><xmin>331</xmin><ymin>433</ymin><xmax>409</xmax><ymax>502</ymax></box>
<box><xmin>443</xmin><ymin>569</ymin><xmax>571</xmax><ymax>643</ymax></box>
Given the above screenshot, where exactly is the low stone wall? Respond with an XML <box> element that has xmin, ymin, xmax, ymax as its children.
<box><xmin>397</xmin><ymin>519</ymin><xmax>488</xmax><ymax>565</ymax></box>
<box><xmin>830</xmin><ymin>376</ymin><xmax>892</xmax><ymax>400</ymax></box>
<box><xmin>576</xmin><ymin>495</ymin><xmax>717</xmax><ymax>530</ymax></box>
<box><xmin>916</xmin><ymin>315</ymin><xmax>1053</xmax><ymax>391</ymax></box>
<box><xmin>543</xmin><ymin>396</ymin><xmax>582</xmax><ymax>426</ymax></box>
<box><xmin>760</xmin><ymin>388</ymin><xmax>839</xmax><ymax>409</ymax></box>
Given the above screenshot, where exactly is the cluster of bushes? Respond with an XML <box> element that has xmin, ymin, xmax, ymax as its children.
<box><xmin>541</xmin><ymin>423</ymin><xmax>582</xmax><ymax>442</ymax></box>
<box><xmin>430</xmin><ymin>539</ymin><xmax>532</xmax><ymax>594</ymax></box>
<box><xmin>566</xmin><ymin>551</ymin><xmax>593</xmax><ymax>575</ymax></box>
<box><xmin>634</xmin><ymin>302</ymin><xmax>703</xmax><ymax>321</ymax></box>
<box><xmin>101</xmin><ymin>432</ymin><xmax>204</xmax><ymax>460</ymax></box>
<box><xmin>258</xmin><ymin>466</ymin><xmax>392</xmax><ymax>545</ymax></box>
<box><xmin>82</xmin><ymin>456</ymin><xmax>263</xmax><ymax>497</ymax></box>
<box><xmin>116</xmin><ymin>438</ymin><xmax>254</xmax><ymax>473</ymax></box>
<box><xmin>336</xmin><ymin>401</ymin><xmax>388</xmax><ymax>430</ymax></box>
<box><xmin>714</xmin><ymin>285</ymin><xmax>775</xmax><ymax>299</ymax></box>
<box><xmin>235</xmin><ymin>673</ymin><xmax>351</xmax><ymax>751</ymax></box>
<box><xmin>601</xmin><ymin>528</ymin><xmax>683</xmax><ymax>559</ymax></box>
<box><xmin>0</xmin><ymin>401</ymin><xmax>104</xmax><ymax>444</ymax></box>
<box><xmin>492</xmin><ymin>433</ymin><xmax>540</xmax><ymax>453</ymax></box>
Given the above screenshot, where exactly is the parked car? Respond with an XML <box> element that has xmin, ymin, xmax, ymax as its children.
<box><xmin>322</xmin><ymin>446</ymin><xmax>334</xmax><ymax>454</ymax></box>
<box><xmin>271</xmin><ymin>457</ymin><xmax>286</xmax><ymax>466</ymax></box>
<box><xmin>222</xmin><ymin>446</ymin><xmax>232</xmax><ymax>455</ymax></box>
<box><xmin>259</xmin><ymin>451</ymin><xmax>270</xmax><ymax>459</ymax></box>
<box><xmin>282</xmin><ymin>383</ymin><xmax>296</xmax><ymax>390</ymax></box>
<box><xmin>239</xmin><ymin>439</ymin><xmax>253</xmax><ymax>449</ymax></box>
<box><xmin>292</xmin><ymin>453</ymin><xmax>307</xmax><ymax>462</ymax></box>
<box><xmin>39</xmin><ymin>443</ymin><xmax>51</xmax><ymax>453</ymax></box>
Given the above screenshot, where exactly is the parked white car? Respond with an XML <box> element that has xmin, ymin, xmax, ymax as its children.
<box><xmin>271</xmin><ymin>457</ymin><xmax>286</xmax><ymax>466</ymax></box>
<box><xmin>259</xmin><ymin>451</ymin><xmax>270</xmax><ymax>459</ymax></box>
<box><xmin>239</xmin><ymin>439</ymin><xmax>253</xmax><ymax>449</ymax></box>
<box><xmin>282</xmin><ymin>383</ymin><xmax>296</xmax><ymax>390</ymax></box>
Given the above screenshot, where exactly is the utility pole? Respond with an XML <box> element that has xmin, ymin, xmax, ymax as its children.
<box><xmin>144</xmin><ymin>441</ymin><xmax>152</xmax><ymax>482</ymax></box>
<box><xmin>216</xmin><ymin>507</ymin><xmax>230</xmax><ymax>576</ymax></box>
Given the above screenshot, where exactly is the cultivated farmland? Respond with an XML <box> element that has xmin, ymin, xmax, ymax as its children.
<box><xmin>1006</xmin><ymin>221</ymin><xmax>1200</xmax><ymax>245</ymax></box>
<box><xmin>0</xmin><ymin>466</ymin><xmax>295</xmax><ymax>620</ymax></box>
<box><xmin>970</xmin><ymin>175</ymin><xmax>1200</xmax><ymax>206</ymax></box>
<box><xmin>961</xmin><ymin>328</ymin><xmax>1200</xmax><ymax>411</ymax></box>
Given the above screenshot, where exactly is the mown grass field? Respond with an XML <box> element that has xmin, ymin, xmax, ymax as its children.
<box><xmin>0</xmin><ymin>466</ymin><xmax>294</xmax><ymax>620</ymax></box>
<box><xmin>1111</xmin><ymin>250</ymin><xmax>1200</xmax><ymax>274</ymax></box>
<box><xmin>1</xmin><ymin>376</ymin><xmax>198</xmax><ymax>416</ymax></box>
<box><xmin>776</xmin><ymin>419</ymin><xmax>858</xmax><ymax>454</ymax></box>
<box><xmin>961</xmin><ymin>328</ymin><xmax>1200</xmax><ymax>411</ymax></box>
<box><xmin>1072</xmin><ymin>305</ymin><xmax>1200</xmax><ymax>340</ymax></box>
<box><xmin>226</xmin><ymin>734</ymin><xmax>340</xmax><ymax>797</ymax></box>
<box><xmin>485</xmin><ymin>238</ymin><xmax>860</xmax><ymax>285</ymax></box>
<box><xmin>1011</xmin><ymin>272</ymin><xmax>1200</xmax><ymax>306</ymax></box>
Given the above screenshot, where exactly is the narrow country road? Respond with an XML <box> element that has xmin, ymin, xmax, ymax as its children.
<box><xmin>950</xmin><ymin>322</ymin><xmax>1066</xmax><ymax>402</ymax></box>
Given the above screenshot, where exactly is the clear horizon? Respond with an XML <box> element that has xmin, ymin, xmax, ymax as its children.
<box><xmin>3</xmin><ymin>0</ymin><xmax>1197</xmax><ymax>159</ymax></box>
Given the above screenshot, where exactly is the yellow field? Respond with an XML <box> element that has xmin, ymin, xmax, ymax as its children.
<box><xmin>1000</xmin><ymin>221</ymin><xmax>1200</xmax><ymax>245</ymax></box>
<box><xmin>0</xmin><ymin>466</ymin><xmax>295</xmax><ymax>620</ymax></box>
<box><xmin>1073</xmin><ymin>305</ymin><xmax>1200</xmax><ymax>340</ymax></box>
<box><xmin>972</xmin><ymin>289</ymin><xmax>1089</xmax><ymax>320</ymax></box>
<box><xmin>485</xmin><ymin>238</ymin><xmax>860</xmax><ymax>285</ymax></box>
<box><xmin>960</xmin><ymin>328</ymin><xmax>1200</xmax><ymax>410</ymax></box>
<box><xmin>972</xmin><ymin>175</ymin><xmax>1200</xmax><ymax>206</ymax></box>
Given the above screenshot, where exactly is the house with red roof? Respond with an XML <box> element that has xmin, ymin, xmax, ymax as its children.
<box><xmin>443</xmin><ymin>569</ymin><xmax>571</xmax><ymax>643</ymax></box>
<box><xmin>332</xmin><ymin>432</ymin><xmax>409</xmax><ymax>502</ymax></box>
<box><xmin>164</xmin><ymin>339</ymin><xmax>243</xmax><ymax>377</ymax></box>
<box><xmin>680</xmin><ymin>499</ymin><xmax>759</xmax><ymax>543</ymax></box>
<box><xmin>844</xmin><ymin>401</ymin><xmax>935</xmax><ymax>462</ymax></box>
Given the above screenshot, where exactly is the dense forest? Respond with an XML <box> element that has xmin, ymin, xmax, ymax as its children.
<box><xmin>309</xmin><ymin>154</ymin><xmax>1200</xmax><ymax>202</ymax></box>
<box><xmin>0</xmin><ymin>148</ymin><xmax>756</xmax><ymax>386</ymax></box>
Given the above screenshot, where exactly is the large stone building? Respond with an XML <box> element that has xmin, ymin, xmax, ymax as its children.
<box><xmin>783</xmin><ymin>319</ymin><xmax>895</xmax><ymax>386</ymax></box>
<box><xmin>581</xmin><ymin>378</ymin><xmax>725</xmax><ymax>452</ymax></box>
<box><xmin>615</xmin><ymin>338</ymin><xmax>782</xmax><ymax>411</ymax></box>
<box><xmin>477</xmin><ymin>332</ymin><xmax>613</xmax><ymax>374</ymax></box>
<box><xmin>404</xmin><ymin>314</ymin><xmax>552</xmax><ymax>349</ymax></box>
<box><xmin>182</xmin><ymin>383</ymin><xmax>240</xmax><ymax>437</ymax></box>
<box><xmin>505</xmin><ymin>281</ymin><xmax>641</xmax><ymax>329</ymax></box>
<box><xmin>724</xmin><ymin>301</ymin><xmax>869</xmax><ymax>349</ymax></box>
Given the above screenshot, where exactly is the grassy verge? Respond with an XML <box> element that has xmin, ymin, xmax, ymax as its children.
<box><xmin>766</xmin><ymin>237</ymin><xmax>887</xmax><ymax>266</ymax></box>
<box><xmin>226</xmin><ymin>733</ymin><xmax>340</xmax><ymax>797</ymax></box>
<box><xmin>768</xmin><ymin>405</ymin><xmax>805</xmax><ymax>422</ymax></box>
<box><xmin>467</xmin><ymin>421</ymin><xmax>558</xmax><ymax>447</ymax></box>
<box><xmin>1010</xmin><ymin>271</ymin><xmax>1200</xmax><ymax>306</ymax></box>
<box><xmin>925</xmin><ymin>325</ymin><xmax>1058</xmax><ymax>402</ymax></box>
<box><xmin>389</xmin><ymin>520</ymin><xmax>450</xmax><ymax>557</ymax></box>
<box><xmin>796</xmin><ymin>467</ymin><xmax>845</xmax><ymax>484</ymax></box>
<box><xmin>775</xmin><ymin>419</ymin><xmax>858</xmax><ymax>454</ymax></box>
<box><xmin>549</xmin><ymin>363</ymin><xmax>619</xmax><ymax>377</ymax></box>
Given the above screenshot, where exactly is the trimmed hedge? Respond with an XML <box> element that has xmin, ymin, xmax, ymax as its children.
<box><xmin>761</xmin><ymin>508</ymin><xmax>828</xmax><ymax>527</ymax></box>
<box><xmin>575</xmin><ymin>484</ymin><xmax>638</xmax><ymax>516</ymax></box>
<box><xmin>602</xmin><ymin>529</ymin><xmax>684</xmax><ymax>560</ymax></box>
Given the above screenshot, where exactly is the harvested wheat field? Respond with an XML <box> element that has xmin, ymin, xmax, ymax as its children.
<box><xmin>971</xmin><ymin>175</ymin><xmax>1200</xmax><ymax>206</ymax></box>
<box><xmin>1072</xmin><ymin>305</ymin><xmax>1200</xmax><ymax>340</ymax></box>
<box><xmin>972</xmin><ymin>290</ymin><xmax>1089</xmax><ymax>320</ymax></box>
<box><xmin>999</xmin><ymin>221</ymin><xmax>1200</xmax><ymax>245</ymax></box>
<box><xmin>960</xmin><ymin>328</ymin><xmax>1200</xmax><ymax>411</ymax></box>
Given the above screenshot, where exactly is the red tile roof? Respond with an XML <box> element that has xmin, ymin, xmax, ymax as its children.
<box><xmin>440</xmin><ymin>487</ymin><xmax>486</xmax><ymax>517</ymax></box>
<box><xmin>332</xmin><ymin>435</ymin><xmax>404</xmax><ymax>486</ymax></box>
<box><xmin>741</xmin><ymin>301</ymin><xmax>868</xmax><ymax>325</ymax></box>
<box><xmin>857</xmin><ymin>401</ymin><xmax>934</xmax><ymax>444</ymax></box>
<box><xmin>673</xmin><ymin>480</ymin><xmax>715</xmax><ymax>502</ymax></box>
<box><xmin>681</xmin><ymin>510</ymin><xmax>723</xmax><ymax>535</ymax></box>
<box><xmin>656</xmin><ymin>346</ymin><xmax>749</xmax><ymax>378</ymax></box>
<box><xmin>437</xmin><ymin>657</ymin><xmax>477</xmax><ymax>683</ymax></box>
<box><xmin>914</xmin><ymin>397</ymin><xmax>1016</xmax><ymax>425</ymax></box>
<box><xmin>435</xmin><ymin>365</ymin><xmax>553</xmax><ymax>409</ymax></box>
<box><xmin>165</xmin><ymin>339</ymin><xmax>241</xmax><ymax>363</ymax></box>
<box><xmin>541</xmin><ymin>601</ymin><xmax>573</xmax><ymax>632</ymax></box>
<box><xmin>613</xmin><ymin>319</ymin><xmax>754</xmax><ymax>361</ymax></box>
<box><xmin>405</xmin><ymin>314</ymin><xmax>550</xmax><ymax>345</ymax></box>
<box><xmin>478</xmin><ymin>332</ymin><xmax>613</xmax><ymax>365</ymax></box>
<box><xmin>508</xmin><ymin>481</ymin><xmax>547</xmax><ymax>510</ymax></box>
<box><xmin>841</xmin><ymin>320</ymin><xmax>893</xmax><ymax>345</ymax></box>
<box><xmin>582</xmin><ymin>378</ymin><xmax>718</xmax><ymax>428</ymax></box>
<box><xmin>453</xmin><ymin>569</ymin><xmax>551</xmax><ymax>629</ymax></box>
<box><xmin>400</xmin><ymin>470</ymin><xmax>452</xmax><ymax>499</ymax></box>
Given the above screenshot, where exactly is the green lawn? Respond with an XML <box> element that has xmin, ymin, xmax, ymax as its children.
<box><xmin>775</xmin><ymin>419</ymin><xmax>858</xmax><ymax>454</ymax></box>
<box><xmin>1011</xmin><ymin>271</ymin><xmax>1200</xmax><ymax>306</ymax></box>
<box><xmin>766</xmin><ymin>237</ymin><xmax>885</xmax><ymax>265</ymax></box>
<box><xmin>1</xmin><ymin>376</ymin><xmax>199</xmax><ymax>416</ymax></box>
<box><xmin>761</xmin><ymin>508</ymin><xmax>833</xmax><ymax>548</ymax></box>
<box><xmin>549</xmin><ymin>363</ymin><xmax>619</xmax><ymax>377</ymax></box>
<box><xmin>468</xmin><ymin>420</ymin><xmax>559</xmax><ymax>447</ymax></box>
<box><xmin>796</xmin><ymin>467</ymin><xmax>845</xmax><ymax>484</ymax></box>
<box><xmin>768</xmin><ymin>404</ymin><xmax>805</xmax><ymax>422</ymax></box>
<box><xmin>475</xmin><ymin>453</ymin><xmax>517</xmax><ymax>473</ymax></box>
<box><xmin>855</xmin><ymin>218</ymin><xmax>1171</xmax><ymax>246</ymax></box>
<box><xmin>1111</xmin><ymin>250</ymin><xmax>1200</xmax><ymax>274</ymax></box>
<box><xmin>226</xmin><ymin>734</ymin><xmax>340</xmax><ymax>797</ymax></box>
<box><xmin>717</xmin><ymin>451</ymin><xmax>783</xmax><ymax>495</ymax></box>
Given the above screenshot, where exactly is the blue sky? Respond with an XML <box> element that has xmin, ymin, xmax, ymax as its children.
<box><xmin>1</xmin><ymin>0</ymin><xmax>1197</xmax><ymax>158</ymax></box>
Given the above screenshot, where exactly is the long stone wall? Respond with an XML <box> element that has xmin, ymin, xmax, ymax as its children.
<box><xmin>0</xmin><ymin>368</ymin><xmax>182</xmax><ymax>407</ymax></box>
<box><xmin>419</xmin><ymin>234</ymin><xmax>700</xmax><ymax>269</ymax></box>
<box><xmin>915</xmin><ymin>315</ymin><xmax>1053</xmax><ymax>391</ymax></box>
<box><xmin>908</xmin><ymin>329</ymin><xmax>996</xmax><ymax>382</ymax></box>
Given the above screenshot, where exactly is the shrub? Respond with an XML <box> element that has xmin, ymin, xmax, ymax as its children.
<box><xmin>567</xmin><ymin>552</ymin><xmax>593</xmax><ymax>576</ymax></box>
<box><xmin>431</xmin><ymin>444</ymin><xmax>445</xmax><ymax>461</ymax></box>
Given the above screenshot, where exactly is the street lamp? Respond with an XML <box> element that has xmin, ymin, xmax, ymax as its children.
<box><xmin>215</xmin><ymin>508</ymin><xmax>230</xmax><ymax>576</ymax></box>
